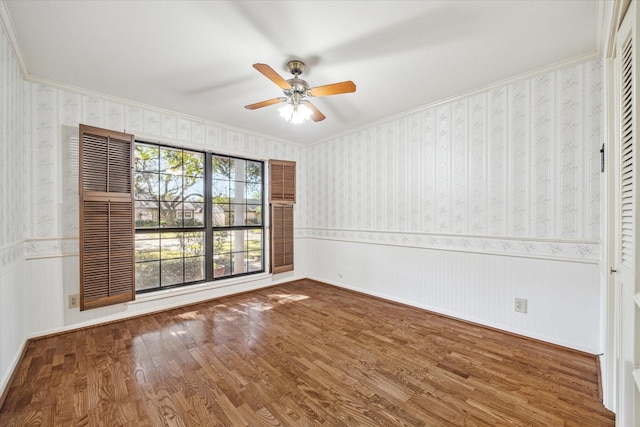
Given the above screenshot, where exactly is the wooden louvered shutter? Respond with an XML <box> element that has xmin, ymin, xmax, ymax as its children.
<box><xmin>270</xmin><ymin>160</ymin><xmax>295</xmax><ymax>273</ymax></box>
<box><xmin>79</xmin><ymin>124</ymin><xmax>135</xmax><ymax>310</ymax></box>
<box><xmin>270</xmin><ymin>160</ymin><xmax>296</xmax><ymax>203</ymax></box>
<box><xmin>620</xmin><ymin>35</ymin><xmax>634</xmax><ymax>268</ymax></box>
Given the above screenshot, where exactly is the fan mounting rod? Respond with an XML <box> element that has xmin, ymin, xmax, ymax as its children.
<box><xmin>287</xmin><ymin>60</ymin><xmax>305</xmax><ymax>77</ymax></box>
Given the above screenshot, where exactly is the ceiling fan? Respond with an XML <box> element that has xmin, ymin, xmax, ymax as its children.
<box><xmin>244</xmin><ymin>60</ymin><xmax>356</xmax><ymax>124</ymax></box>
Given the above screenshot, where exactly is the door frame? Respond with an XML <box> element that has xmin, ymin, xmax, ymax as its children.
<box><xmin>604</xmin><ymin>50</ymin><xmax>618</xmax><ymax>411</ymax></box>
<box><xmin>603</xmin><ymin>1</ymin><xmax>638</xmax><ymax>423</ymax></box>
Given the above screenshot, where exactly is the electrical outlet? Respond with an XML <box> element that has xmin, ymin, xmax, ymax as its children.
<box><xmin>338</xmin><ymin>272</ymin><xmax>343</xmax><ymax>278</ymax></box>
<box><xmin>514</xmin><ymin>297</ymin><xmax>527</xmax><ymax>313</ymax></box>
<box><xmin>68</xmin><ymin>294</ymin><xmax>79</xmax><ymax>309</ymax></box>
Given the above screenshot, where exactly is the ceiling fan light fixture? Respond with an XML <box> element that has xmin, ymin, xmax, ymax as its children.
<box><xmin>278</xmin><ymin>103</ymin><xmax>312</xmax><ymax>125</ymax></box>
<box><xmin>247</xmin><ymin>61</ymin><xmax>356</xmax><ymax>123</ymax></box>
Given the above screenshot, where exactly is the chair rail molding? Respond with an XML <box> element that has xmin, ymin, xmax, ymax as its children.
<box><xmin>298</xmin><ymin>228</ymin><xmax>599</xmax><ymax>264</ymax></box>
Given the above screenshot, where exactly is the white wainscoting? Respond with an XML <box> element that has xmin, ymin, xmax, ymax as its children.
<box><xmin>302</xmin><ymin>59</ymin><xmax>604</xmax><ymax>354</ymax></box>
<box><xmin>0</xmin><ymin>14</ymin><xmax>30</xmax><ymax>398</ymax></box>
<box><xmin>0</xmin><ymin>258</ymin><xmax>27</xmax><ymax>395</ymax></box>
<box><xmin>304</xmin><ymin>237</ymin><xmax>601</xmax><ymax>354</ymax></box>
<box><xmin>23</xmin><ymin>254</ymin><xmax>307</xmax><ymax>339</ymax></box>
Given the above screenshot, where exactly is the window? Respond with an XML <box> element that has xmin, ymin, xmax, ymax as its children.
<box><xmin>133</xmin><ymin>143</ymin><xmax>264</xmax><ymax>292</ymax></box>
<box><xmin>176</xmin><ymin>210</ymin><xmax>194</xmax><ymax>220</ymax></box>
<box><xmin>212</xmin><ymin>155</ymin><xmax>264</xmax><ymax>278</ymax></box>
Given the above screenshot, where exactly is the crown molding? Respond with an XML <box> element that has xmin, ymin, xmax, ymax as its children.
<box><xmin>1</xmin><ymin>0</ymin><xmax>606</xmax><ymax>149</ymax></box>
<box><xmin>602</xmin><ymin>0</ymin><xmax>624</xmax><ymax>59</ymax></box>
<box><xmin>0</xmin><ymin>0</ymin><xmax>28</xmax><ymax>80</ymax></box>
<box><xmin>0</xmin><ymin>1</ymin><xmax>303</xmax><ymax>148</ymax></box>
<box><xmin>27</xmin><ymin>73</ymin><xmax>305</xmax><ymax>147</ymax></box>
<box><xmin>311</xmin><ymin>50</ymin><xmax>601</xmax><ymax>147</ymax></box>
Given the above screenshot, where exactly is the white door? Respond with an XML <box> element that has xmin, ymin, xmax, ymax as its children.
<box><xmin>610</xmin><ymin>4</ymin><xmax>639</xmax><ymax>425</ymax></box>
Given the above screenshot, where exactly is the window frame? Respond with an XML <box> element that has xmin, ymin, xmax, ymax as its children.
<box><xmin>133</xmin><ymin>141</ymin><xmax>265</xmax><ymax>294</ymax></box>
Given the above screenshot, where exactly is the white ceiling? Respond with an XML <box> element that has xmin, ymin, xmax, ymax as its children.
<box><xmin>3</xmin><ymin>0</ymin><xmax>602</xmax><ymax>145</ymax></box>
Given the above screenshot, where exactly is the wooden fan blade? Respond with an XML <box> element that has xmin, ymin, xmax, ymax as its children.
<box><xmin>253</xmin><ymin>63</ymin><xmax>291</xmax><ymax>90</ymax></box>
<box><xmin>244</xmin><ymin>97</ymin><xmax>286</xmax><ymax>110</ymax></box>
<box><xmin>308</xmin><ymin>81</ymin><xmax>356</xmax><ymax>97</ymax></box>
<box><xmin>303</xmin><ymin>101</ymin><xmax>326</xmax><ymax>122</ymax></box>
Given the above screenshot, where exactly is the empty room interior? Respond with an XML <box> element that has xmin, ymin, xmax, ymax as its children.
<box><xmin>1</xmin><ymin>0</ymin><xmax>639</xmax><ymax>425</ymax></box>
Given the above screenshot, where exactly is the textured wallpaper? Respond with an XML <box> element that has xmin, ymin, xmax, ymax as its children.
<box><xmin>1</xmin><ymin>20</ymin><xmax>602</xmax><ymax>266</ymax></box>
<box><xmin>304</xmin><ymin>60</ymin><xmax>602</xmax><ymax>261</ymax></box>
<box><xmin>2</xmin><ymin>12</ymin><xmax>305</xmax><ymax>266</ymax></box>
<box><xmin>0</xmin><ymin>24</ymin><xmax>29</xmax><ymax>268</ymax></box>
<box><xmin>20</xmin><ymin>86</ymin><xmax>303</xmax><ymax>261</ymax></box>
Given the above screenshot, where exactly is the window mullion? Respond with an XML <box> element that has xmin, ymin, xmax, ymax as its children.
<box><xmin>204</xmin><ymin>152</ymin><xmax>213</xmax><ymax>281</ymax></box>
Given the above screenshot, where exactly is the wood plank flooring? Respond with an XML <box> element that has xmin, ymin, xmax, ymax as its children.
<box><xmin>0</xmin><ymin>279</ymin><xmax>614</xmax><ymax>426</ymax></box>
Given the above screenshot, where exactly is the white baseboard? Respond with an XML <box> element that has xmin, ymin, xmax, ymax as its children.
<box><xmin>309</xmin><ymin>275</ymin><xmax>599</xmax><ymax>355</ymax></box>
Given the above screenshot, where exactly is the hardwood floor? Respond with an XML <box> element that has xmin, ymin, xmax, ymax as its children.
<box><xmin>0</xmin><ymin>279</ymin><xmax>614</xmax><ymax>426</ymax></box>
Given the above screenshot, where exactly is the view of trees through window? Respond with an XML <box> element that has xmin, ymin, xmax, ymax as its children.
<box><xmin>133</xmin><ymin>143</ymin><xmax>264</xmax><ymax>292</ymax></box>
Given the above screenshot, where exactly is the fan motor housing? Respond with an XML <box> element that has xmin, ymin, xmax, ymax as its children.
<box><xmin>285</xmin><ymin>77</ymin><xmax>309</xmax><ymax>96</ymax></box>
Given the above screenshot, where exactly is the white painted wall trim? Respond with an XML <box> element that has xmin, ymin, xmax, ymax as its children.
<box><xmin>20</xmin><ymin>234</ymin><xmax>307</xmax><ymax>260</ymax></box>
<box><xmin>22</xmin><ymin>237</ymin><xmax>77</xmax><ymax>260</ymax></box>
<box><xmin>300</xmin><ymin>227</ymin><xmax>600</xmax><ymax>264</ymax></box>
<box><xmin>129</xmin><ymin>272</ymin><xmax>273</xmax><ymax>305</ymax></box>
<box><xmin>0</xmin><ymin>240</ymin><xmax>23</xmax><ymax>271</ymax></box>
<box><xmin>0</xmin><ymin>1</ymin><xmax>27</xmax><ymax>80</ymax></box>
<box><xmin>602</xmin><ymin>54</ymin><xmax>618</xmax><ymax>412</ymax></box>
<box><xmin>311</xmin><ymin>275</ymin><xmax>599</xmax><ymax>355</ymax></box>
<box><xmin>303</xmin><ymin>237</ymin><xmax>602</xmax><ymax>353</ymax></box>
<box><xmin>25</xmin><ymin>273</ymin><xmax>303</xmax><ymax>340</ymax></box>
<box><xmin>0</xmin><ymin>339</ymin><xmax>26</xmax><ymax>400</ymax></box>
<box><xmin>310</xmin><ymin>52</ymin><xmax>601</xmax><ymax>147</ymax></box>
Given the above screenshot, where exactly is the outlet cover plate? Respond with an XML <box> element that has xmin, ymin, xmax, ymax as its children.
<box><xmin>68</xmin><ymin>294</ymin><xmax>79</xmax><ymax>309</ymax></box>
<box><xmin>514</xmin><ymin>297</ymin><xmax>527</xmax><ymax>313</ymax></box>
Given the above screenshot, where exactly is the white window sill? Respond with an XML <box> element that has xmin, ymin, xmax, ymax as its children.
<box><xmin>128</xmin><ymin>272</ymin><xmax>272</xmax><ymax>305</ymax></box>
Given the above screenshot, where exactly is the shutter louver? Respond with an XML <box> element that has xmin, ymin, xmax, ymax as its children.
<box><xmin>271</xmin><ymin>165</ymin><xmax>284</xmax><ymax>201</ymax></box>
<box><xmin>108</xmin><ymin>138</ymin><xmax>132</xmax><ymax>194</ymax></box>
<box><xmin>82</xmin><ymin>134</ymin><xmax>108</xmax><ymax>192</ymax></box>
<box><xmin>81</xmin><ymin>200</ymin><xmax>109</xmax><ymax>301</ymax></box>
<box><xmin>272</xmin><ymin>204</ymin><xmax>294</xmax><ymax>273</ymax></box>
<box><xmin>79</xmin><ymin>125</ymin><xmax>135</xmax><ymax>310</ymax></box>
<box><xmin>621</xmin><ymin>36</ymin><xmax>634</xmax><ymax>268</ymax></box>
<box><xmin>283</xmin><ymin>163</ymin><xmax>296</xmax><ymax>202</ymax></box>
<box><xmin>283</xmin><ymin>204</ymin><xmax>294</xmax><ymax>267</ymax></box>
<box><xmin>108</xmin><ymin>201</ymin><xmax>134</xmax><ymax>296</ymax></box>
<box><xmin>272</xmin><ymin>204</ymin><xmax>284</xmax><ymax>269</ymax></box>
